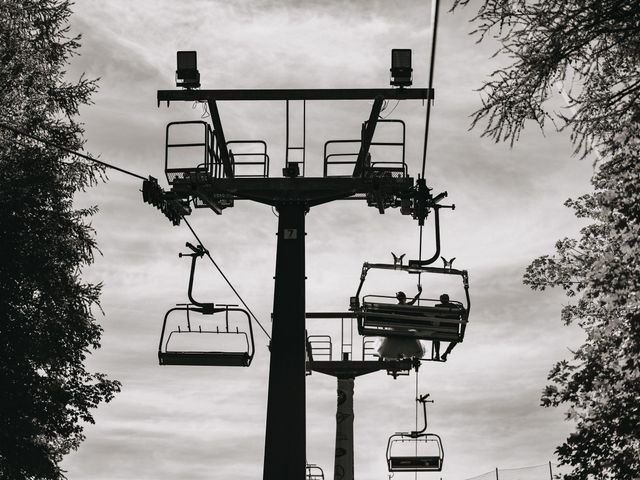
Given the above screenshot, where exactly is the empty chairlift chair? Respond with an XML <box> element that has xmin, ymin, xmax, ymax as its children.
<box><xmin>158</xmin><ymin>304</ymin><xmax>254</xmax><ymax>367</ymax></box>
<box><xmin>386</xmin><ymin>394</ymin><xmax>444</xmax><ymax>473</ymax></box>
<box><xmin>352</xmin><ymin>262</ymin><xmax>470</xmax><ymax>345</ymax></box>
<box><xmin>387</xmin><ymin>433</ymin><xmax>444</xmax><ymax>472</ymax></box>
<box><xmin>157</xmin><ymin>242</ymin><xmax>255</xmax><ymax>367</ymax></box>
<box><xmin>305</xmin><ymin>464</ymin><xmax>324</xmax><ymax>480</ymax></box>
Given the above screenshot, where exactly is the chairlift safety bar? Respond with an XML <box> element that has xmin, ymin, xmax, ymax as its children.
<box><xmin>355</xmin><ymin>262</ymin><xmax>470</xmax><ymax>308</ymax></box>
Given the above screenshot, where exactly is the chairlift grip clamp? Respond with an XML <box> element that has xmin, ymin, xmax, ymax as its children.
<box><xmin>354</xmin><ymin>263</ymin><xmax>371</xmax><ymax>305</ymax></box>
<box><xmin>179</xmin><ymin>242</ymin><xmax>208</xmax><ymax>258</ymax></box>
<box><xmin>417</xmin><ymin>393</ymin><xmax>433</xmax><ymax>404</ymax></box>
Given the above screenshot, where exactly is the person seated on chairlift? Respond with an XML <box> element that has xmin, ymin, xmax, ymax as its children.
<box><xmin>433</xmin><ymin>293</ymin><xmax>457</xmax><ymax>362</ymax></box>
<box><xmin>395</xmin><ymin>285</ymin><xmax>422</xmax><ymax>306</ymax></box>
<box><xmin>377</xmin><ymin>286</ymin><xmax>424</xmax><ymax>361</ymax></box>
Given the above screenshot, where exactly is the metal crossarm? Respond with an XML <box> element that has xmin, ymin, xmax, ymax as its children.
<box><xmin>158</xmin><ymin>88</ymin><xmax>433</xmax><ymax>103</ymax></box>
<box><xmin>169</xmin><ymin>176</ymin><xmax>413</xmax><ymax>208</ymax></box>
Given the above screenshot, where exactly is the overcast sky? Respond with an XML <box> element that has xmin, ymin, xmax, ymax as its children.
<box><xmin>61</xmin><ymin>1</ymin><xmax>596</xmax><ymax>479</ymax></box>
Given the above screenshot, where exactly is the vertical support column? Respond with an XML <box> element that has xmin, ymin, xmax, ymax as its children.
<box><xmin>263</xmin><ymin>205</ymin><xmax>307</xmax><ymax>480</ymax></box>
<box><xmin>334</xmin><ymin>377</ymin><xmax>355</xmax><ymax>480</ymax></box>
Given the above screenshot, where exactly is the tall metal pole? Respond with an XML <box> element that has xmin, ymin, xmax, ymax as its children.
<box><xmin>334</xmin><ymin>377</ymin><xmax>355</xmax><ymax>480</ymax></box>
<box><xmin>263</xmin><ymin>204</ymin><xmax>307</xmax><ymax>480</ymax></box>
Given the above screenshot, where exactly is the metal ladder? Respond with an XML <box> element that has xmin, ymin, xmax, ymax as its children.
<box><xmin>285</xmin><ymin>100</ymin><xmax>306</xmax><ymax>176</ymax></box>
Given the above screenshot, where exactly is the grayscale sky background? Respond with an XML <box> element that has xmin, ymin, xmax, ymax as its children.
<box><xmin>61</xmin><ymin>1</ymin><xmax>595</xmax><ymax>479</ymax></box>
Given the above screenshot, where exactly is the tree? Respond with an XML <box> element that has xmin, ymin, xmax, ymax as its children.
<box><xmin>452</xmin><ymin>1</ymin><xmax>640</xmax><ymax>479</ymax></box>
<box><xmin>0</xmin><ymin>1</ymin><xmax>121</xmax><ymax>478</ymax></box>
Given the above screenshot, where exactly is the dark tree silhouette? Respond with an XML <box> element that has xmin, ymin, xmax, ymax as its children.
<box><xmin>0</xmin><ymin>1</ymin><xmax>121</xmax><ymax>478</ymax></box>
<box><xmin>453</xmin><ymin>1</ymin><xmax>640</xmax><ymax>479</ymax></box>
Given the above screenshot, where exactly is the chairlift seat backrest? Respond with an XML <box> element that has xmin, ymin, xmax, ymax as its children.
<box><xmin>388</xmin><ymin>455</ymin><xmax>442</xmax><ymax>471</ymax></box>
<box><xmin>159</xmin><ymin>350</ymin><xmax>251</xmax><ymax>367</ymax></box>
<box><xmin>360</xmin><ymin>300</ymin><xmax>467</xmax><ymax>342</ymax></box>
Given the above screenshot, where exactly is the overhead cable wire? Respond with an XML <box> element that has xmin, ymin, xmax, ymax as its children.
<box><xmin>0</xmin><ymin>121</ymin><xmax>270</xmax><ymax>340</ymax></box>
<box><xmin>0</xmin><ymin>121</ymin><xmax>147</xmax><ymax>181</ymax></box>
<box><xmin>418</xmin><ymin>220</ymin><xmax>424</xmax><ymax>288</ymax></box>
<box><xmin>414</xmin><ymin>366</ymin><xmax>420</xmax><ymax>480</ymax></box>
<box><xmin>417</xmin><ymin>0</ymin><xmax>441</xmax><ymax>270</ymax></box>
<box><xmin>182</xmin><ymin>216</ymin><xmax>272</xmax><ymax>341</ymax></box>
<box><xmin>420</xmin><ymin>0</ymin><xmax>441</xmax><ymax>180</ymax></box>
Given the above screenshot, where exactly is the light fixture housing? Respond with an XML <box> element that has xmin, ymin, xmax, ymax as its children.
<box><xmin>176</xmin><ymin>51</ymin><xmax>200</xmax><ymax>89</ymax></box>
<box><xmin>390</xmin><ymin>49</ymin><xmax>412</xmax><ymax>87</ymax></box>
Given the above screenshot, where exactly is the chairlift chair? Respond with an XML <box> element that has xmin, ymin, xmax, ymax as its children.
<box><xmin>157</xmin><ymin>242</ymin><xmax>255</xmax><ymax>367</ymax></box>
<box><xmin>305</xmin><ymin>464</ymin><xmax>325</xmax><ymax>480</ymax></box>
<box><xmin>158</xmin><ymin>304</ymin><xmax>254</xmax><ymax>366</ymax></box>
<box><xmin>352</xmin><ymin>262</ymin><xmax>470</xmax><ymax>344</ymax></box>
<box><xmin>386</xmin><ymin>394</ymin><xmax>444</xmax><ymax>473</ymax></box>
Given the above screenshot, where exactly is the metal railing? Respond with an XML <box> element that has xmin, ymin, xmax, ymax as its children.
<box><xmin>323</xmin><ymin>119</ymin><xmax>406</xmax><ymax>177</ymax></box>
<box><xmin>307</xmin><ymin>335</ymin><xmax>332</xmax><ymax>361</ymax></box>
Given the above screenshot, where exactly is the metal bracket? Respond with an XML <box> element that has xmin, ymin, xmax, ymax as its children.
<box><xmin>207</xmin><ymin>100</ymin><xmax>234</xmax><ymax>178</ymax></box>
<box><xmin>353</xmin><ymin>97</ymin><xmax>384</xmax><ymax>177</ymax></box>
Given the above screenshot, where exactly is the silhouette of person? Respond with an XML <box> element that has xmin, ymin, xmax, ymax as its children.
<box><xmin>377</xmin><ymin>286</ymin><xmax>424</xmax><ymax>360</ymax></box>
<box><xmin>434</xmin><ymin>293</ymin><xmax>457</xmax><ymax>361</ymax></box>
<box><xmin>396</xmin><ymin>285</ymin><xmax>422</xmax><ymax>306</ymax></box>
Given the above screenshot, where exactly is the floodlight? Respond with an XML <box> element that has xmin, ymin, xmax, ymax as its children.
<box><xmin>176</xmin><ymin>51</ymin><xmax>200</xmax><ymax>89</ymax></box>
<box><xmin>390</xmin><ymin>49</ymin><xmax>412</xmax><ymax>87</ymax></box>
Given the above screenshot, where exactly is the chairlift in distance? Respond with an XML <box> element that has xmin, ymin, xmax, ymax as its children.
<box><xmin>158</xmin><ymin>242</ymin><xmax>255</xmax><ymax>367</ymax></box>
<box><xmin>305</xmin><ymin>463</ymin><xmax>325</xmax><ymax>480</ymax></box>
<box><xmin>386</xmin><ymin>394</ymin><xmax>444</xmax><ymax>472</ymax></box>
<box><xmin>351</xmin><ymin>256</ymin><xmax>470</xmax><ymax>346</ymax></box>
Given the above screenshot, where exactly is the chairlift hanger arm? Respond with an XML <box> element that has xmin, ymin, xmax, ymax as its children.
<box><xmin>354</xmin><ymin>263</ymin><xmax>372</xmax><ymax>301</ymax></box>
<box><xmin>412</xmin><ymin>394</ymin><xmax>433</xmax><ymax>436</ymax></box>
<box><xmin>412</xmin><ymin>205</ymin><xmax>441</xmax><ymax>266</ymax></box>
<box><xmin>158</xmin><ymin>88</ymin><xmax>433</xmax><ymax>104</ymax></box>
<box><xmin>181</xmin><ymin>243</ymin><xmax>215</xmax><ymax>313</ymax></box>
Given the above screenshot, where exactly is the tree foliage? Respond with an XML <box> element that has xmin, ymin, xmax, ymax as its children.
<box><xmin>453</xmin><ymin>0</ymin><xmax>640</xmax><ymax>154</ymax></box>
<box><xmin>0</xmin><ymin>1</ymin><xmax>120</xmax><ymax>478</ymax></box>
<box><xmin>453</xmin><ymin>1</ymin><xmax>640</xmax><ymax>479</ymax></box>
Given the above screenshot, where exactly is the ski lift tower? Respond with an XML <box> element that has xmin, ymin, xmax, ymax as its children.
<box><xmin>155</xmin><ymin>50</ymin><xmax>438</xmax><ymax>480</ymax></box>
